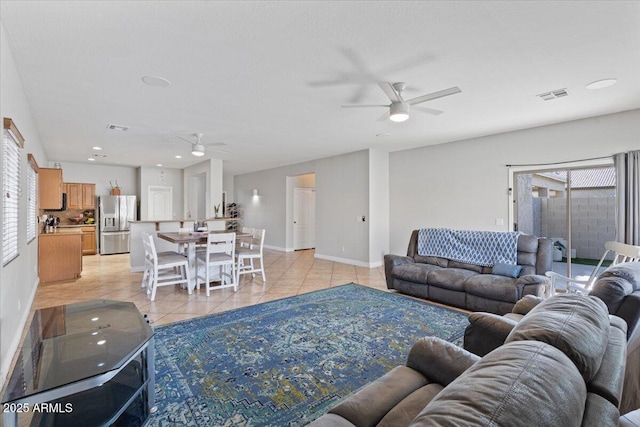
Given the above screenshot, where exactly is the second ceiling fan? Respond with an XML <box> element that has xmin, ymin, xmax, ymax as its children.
<box><xmin>342</xmin><ymin>82</ymin><xmax>461</xmax><ymax>122</ymax></box>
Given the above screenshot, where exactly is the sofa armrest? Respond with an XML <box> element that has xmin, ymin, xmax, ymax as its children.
<box><xmin>517</xmin><ymin>274</ymin><xmax>551</xmax><ymax>297</ymax></box>
<box><xmin>406</xmin><ymin>336</ymin><xmax>480</xmax><ymax>386</ymax></box>
<box><xmin>512</xmin><ymin>294</ymin><xmax>545</xmax><ymax>315</ymax></box>
<box><xmin>384</xmin><ymin>254</ymin><xmax>415</xmax><ymax>289</ymax></box>
<box><xmin>463</xmin><ymin>312</ymin><xmax>518</xmax><ymax>357</ymax></box>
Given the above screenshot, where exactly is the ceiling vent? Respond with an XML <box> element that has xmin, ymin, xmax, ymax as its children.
<box><xmin>537</xmin><ymin>88</ymin><xmax>569</xmax><ymax>101</ymax></box>
<box><xmin>106</xmin><ymin>124</ymin><xmax>129</xmax><ymax>131</ymax></box>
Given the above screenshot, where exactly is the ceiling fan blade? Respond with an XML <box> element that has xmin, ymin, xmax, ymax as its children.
<box><xmin>176</xmin><ymin>135</ymin><xmax>193</xmax><ymax>144</ymax></box>
<box><xmin>376</xmin><ymin>111</ymin><xmax>391</xmax><ymax>122</ymax></box>
<box><xmin>341</xmin><ymin>104</ymin><xmax>388</xmax><ymax>109</ymax></box>
<box><xmin>205</xmin><ymin>147</ymin><xmax>231</xmax><ymax>154</ymax></box>
<box><xmin>413</xmin><ymin>106</ymin><xmax>444</xmax><ymax>116</ymax></box>
<box><xmin>378</xmin><ymin>82</ymin><xmax>401</xmax><ymax>103</ymax></box>
<box><xmin>406</xmin><ymin>86</ymin><xmax>462</xmax><ymax>105</ymax></box>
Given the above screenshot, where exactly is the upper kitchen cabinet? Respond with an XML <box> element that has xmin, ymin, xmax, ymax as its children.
<box><xmin>39</xmin><ymin>168</ymin><xmax>63</xmax><ymax>209</ymax></box>
<box><xmin>65</xmin><ymin>183</ymin><xmax>96</xmax><ymax>210</ymax></box>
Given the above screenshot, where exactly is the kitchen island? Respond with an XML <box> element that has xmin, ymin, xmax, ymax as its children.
<box><xmin>38</xmin><ymin>228</ymin><xmax>83</xmax><ymax>283</ymax></box>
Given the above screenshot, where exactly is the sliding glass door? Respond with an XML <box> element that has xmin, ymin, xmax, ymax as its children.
<box><xmin>513</xmin><ymin>166</ymin><xmax>616</xmax><ymax>279</ymax></box>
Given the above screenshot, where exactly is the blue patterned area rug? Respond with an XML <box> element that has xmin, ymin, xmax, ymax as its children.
<box><xmin>149</xmin><ymin>284</ymin><xmax>468</xmax><ymax>426</ymax></box>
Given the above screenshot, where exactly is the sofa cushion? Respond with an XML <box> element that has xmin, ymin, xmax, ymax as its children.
<box><xmin>464</xmin><ymin>274</ymin><xmax>519</xmax><ymax>303</ymax></box>
<box><xmin>393</xmin><ymin>263</ymin><xmax>442</xmax><ymax>285</ymax></box>
<box><xmin>428</xmin><ymin>268</ymin><xmax>479</xmax><ymax>291</ymax></box>
<box><xmin>505</xmin><ymin>294</ymin><xmax>609</xmax><ymax>382</ymax></box>
<box><xmin>413</xmin><ymin>255</ymin><xmax>449</xmax><ymax>267</ymax></box>
<box><xmin>409</xmin><ymin>341</ymin><xmax>586</xmax><ymax>427</ymax></box>
<box><xmin>378</xmin><ymin>383</ymin><xmax>443</xmax><ymax>427</ymax></box>
<box><xmin>448</xmin><ymin>260</ymin><xmax>484</xmax><ymax>273</ymax></box>
<box><xmin>492</xmin><ymin>263</ymin><xmax>522</xmax><ymax>278</ymax></box>
<box><xmin>329</xmin><ymin>366</ymin><xmax>428</xmax><ymax>426</ymax></box>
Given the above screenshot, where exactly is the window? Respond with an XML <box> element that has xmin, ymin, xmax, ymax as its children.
<box><xmin>3</xmin><ymin>118</ymin><xmax>24</xmax><ymax>266</ymax></box>
<box><xmin>27</xmin><ymin>155</ymin><xmax>39</xmax><ymax>243</ymax></box>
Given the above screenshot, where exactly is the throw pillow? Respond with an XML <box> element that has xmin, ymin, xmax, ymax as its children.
<box><xmin>492</xmin><ymin>263</ymin><xmax>522</xmax><ymax>278</ymax></box>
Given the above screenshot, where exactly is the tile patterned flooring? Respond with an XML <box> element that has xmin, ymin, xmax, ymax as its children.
<box><xmin>31</xmin><ymin>249</ymin><xmax>389</xmax><ymax>327</ymax></box>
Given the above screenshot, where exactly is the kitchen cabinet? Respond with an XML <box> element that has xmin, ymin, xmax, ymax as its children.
<box><xmin>38</xmin><ymin>229</ymin><xmax>82</xmax><ymax>283</ymax></box>
<box><xmin>65</xmin><ymin>183</ymin><xmax>96</xmax><ymax>209</ymax></box>
<box><xmin>81</xmin><ymin>226</ymin><xmax>97</xmax><ymax>255</ymax></box>
<box><xmin>82</xmin><ymin>183</ymin><xmax>95</xmax><ymax>208</ymax></box>
<box><xmin>39</xmin><ymin>168</ymin><xmax>63</xmax><ymax>209</ymax></box>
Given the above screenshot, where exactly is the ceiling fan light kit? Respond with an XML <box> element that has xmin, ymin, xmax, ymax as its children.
<box><xmin>390</xmin><ymin>102</ymin><xmax>410</xmax><ymax>122</ymax></box>
<box><xmin>191</xmin><ymin>143</ymin><xmax>205</xmax><ymax>156</ymax></box>
<box><xmin>342</xmin><ymin>81</ymin><xmax>461</xmax><ymax>122</ymax></box>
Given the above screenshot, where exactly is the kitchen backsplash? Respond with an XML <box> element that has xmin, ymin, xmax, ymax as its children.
<box><xmin>42</xmin><ymin>208</ymin><xmax>96</xmax><ymax>225</ymax></box>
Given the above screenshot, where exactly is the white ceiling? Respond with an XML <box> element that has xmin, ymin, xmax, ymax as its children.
<box><xmin>2</xmin><ymin>1</ymin><xmax>639</xmax><ymax>176</ymax></box>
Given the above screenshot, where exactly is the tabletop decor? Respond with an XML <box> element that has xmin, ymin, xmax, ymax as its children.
<box><xmin>149</xmin><ymin>284</ymin><xmax>468</xmax><ymax>426</ymax></box>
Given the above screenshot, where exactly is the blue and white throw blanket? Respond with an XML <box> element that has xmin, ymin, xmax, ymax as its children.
<box><xmin>417</xmin><ymin>228</ymin><xmax>520</xmax><ymax>267</ymax></box>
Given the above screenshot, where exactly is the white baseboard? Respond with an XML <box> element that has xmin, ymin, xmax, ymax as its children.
<box><xmin>130</xmin><ymin>265</ymin><xmax>144</xmax><ymax>273</ymax></box>
<box><xmin>314</xmin><ymin>253</ymin><xmax>383</xmax><ymax>268</ymax></box>
<box><xmin>1</xmin><ymin>277</ymin><xmax>39</xmax><ymax>389</ymax></box>
<box><xmin>263</xmin><ymin>244</ymin><xmax>289</xmax><ymax>252</ymax></box>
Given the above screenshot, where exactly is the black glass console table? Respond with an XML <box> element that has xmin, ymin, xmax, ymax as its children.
<box><xmin>1</xmin><ymin>300</ymin><xmax>155</xmax><ymax>427</ymax></box>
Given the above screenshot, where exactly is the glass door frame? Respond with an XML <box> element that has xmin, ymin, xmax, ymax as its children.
<box><xmin>508</xmin><ymin>158</ymin><xmax>613</xmax><ymax>277</ymax></box>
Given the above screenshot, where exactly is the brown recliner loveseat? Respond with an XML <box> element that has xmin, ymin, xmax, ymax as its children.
<box><xmin>308</xmin><ymin>294</ymin><xmax>628</xmax><ymax>426</ymax></box>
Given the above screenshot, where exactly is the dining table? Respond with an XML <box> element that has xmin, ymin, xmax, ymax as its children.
<box><xmin>157</xmin><ymin>230</ymin><xmax>251</xmax><ymax>292</ymax></box>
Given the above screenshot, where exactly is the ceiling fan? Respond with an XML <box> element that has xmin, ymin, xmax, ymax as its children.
<box><xmin>177</xmin><ymin>133</ymin><xmax>230</xmax><ymax>157</ymax></box>
<box><xmin>341</xmin><ymin>82</ymin><xmax>461</xmax><ymax>122</ymax></box>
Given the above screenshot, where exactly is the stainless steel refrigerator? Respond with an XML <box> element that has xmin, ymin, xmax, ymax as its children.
<box><xmin>99</xmin><ymin>195</ymin><xmax>137</xmax><ymax>255</ymax></box>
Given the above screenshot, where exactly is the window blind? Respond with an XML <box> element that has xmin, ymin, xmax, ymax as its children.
<box><xmin>27</xmin><ymin>161</ymin><xmax>38</xmax><ymax>242</ymax></box>
<box><xmin>3</xmin><ymin>127</ymin><xmax>21</xmax><ymax>265</ymax></box>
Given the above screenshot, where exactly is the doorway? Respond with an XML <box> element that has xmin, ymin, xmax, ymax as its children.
<box><xmin>513</xmin><ymin>165</ymin><xmax>616</xmax><ymax>279</ymax></box>
<box><xmin>148</xmin><ymin>186</ymin><xmax>173</xmax><ymax>220</ymax></box>
<box><xmin>293</xmin><ymin>187</ymin><xmax>316</xmax><ymax>250</ymax></box>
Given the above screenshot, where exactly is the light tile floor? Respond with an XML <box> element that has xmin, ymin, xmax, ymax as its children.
<box><xmin>31</xmin><ymin>249</ymin><xmax>389</xmax><ymax>327</ymax></box>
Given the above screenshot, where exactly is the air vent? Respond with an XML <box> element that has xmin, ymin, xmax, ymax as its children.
<box><xmin>106</xmin><ymin>124</ymin><xmax>129</xmax><ymax>131</ymax></box>
<box><xmin>537</xmin><ymin>88</ymin><xmax>569</xmax><ymax>101</ymax></box>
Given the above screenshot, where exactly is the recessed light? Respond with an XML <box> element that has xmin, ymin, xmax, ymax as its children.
<box><xmin>586</xmin><ymin>78</ymin><xmax>617</xmax><ymax>90</ymax></box>
<box><xmin>142</xmin><ymin>75</ymin><xmax>171</xmax><ymax>87</ymax></box>
<box><xmin>156</xmin><ymin>164</ymin><xmax>163</xmax><ymax>167</ymax></box>
<box><xmin>88</xmin><ymin>158</ymin><xmax>95</xmax><ymax>161</ymax></box>
<box><xmin>175</xmin><ymin>155</ymin><xmax>182</xmax><ymax>159</ymax></box>
<box><xmin>92</xmin><ymin>146</ymin><xmax>102</xmax><ymax>150</ymax></box>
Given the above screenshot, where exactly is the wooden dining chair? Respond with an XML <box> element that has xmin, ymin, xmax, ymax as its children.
<box><xmin>196</xmin><ymin>232</ymin><xmax>237</xmax><ymax>295</ymax></box>
<box><xmin>236</xmin><ymin>228</ymin><xmax>266</xmax><ymax>284</ymax></box>
<box><xmin>141</xmin><ymin>233</ymin><xmax>191</xmax><ymax>301</ymax></box>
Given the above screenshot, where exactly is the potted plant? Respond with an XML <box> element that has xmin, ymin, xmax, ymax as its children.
<box><xmin>109</xmin><ymin>180</ymin><xmax>121</xmax><ymax>195</ymax></box>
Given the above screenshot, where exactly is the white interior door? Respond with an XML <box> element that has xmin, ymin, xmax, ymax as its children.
<box><xmin>293</xmin><ymin>187</ymin><xmax>316</xmax><ymax>250</ymax></box>
<box><xmin>148</xmin><ymin>186</ymin><xmax>173</xmax><ymax>220</ymax></box>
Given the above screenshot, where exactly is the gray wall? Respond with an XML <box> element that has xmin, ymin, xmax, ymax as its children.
<box><xmin>389</xmin><ymin>109</ymin><xmax>640</xmax><ymax>255</ymax></box>
<box><xmin>0</xmin><ymin>22</ymin><xmax>47</xmax><ymax>386</ymax></box>
<box><xmin>138</xmin><ymin>166</ymin><xmax>184</xmax><ymax>220</ymax></box>
<box><xmin>235</xmin><ymin>150</ymin><xmax>377</xmax><ymax>266</ymax></box>
<box><xmin>49</xmin><ymin>161</ymin><xmax>138</xmax><ymax>198</ymax></box>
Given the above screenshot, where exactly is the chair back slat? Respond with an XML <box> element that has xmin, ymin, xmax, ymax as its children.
<box><xmin>207</xmin><ymin>232</ymin><xmax>236</xmax><ymax>258</ymax></box>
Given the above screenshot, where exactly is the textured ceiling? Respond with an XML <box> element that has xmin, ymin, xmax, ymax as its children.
<box><xmin>2</xmin><ymin>1</ymin><xmax>639</xmax><ymax>176</ymax></box>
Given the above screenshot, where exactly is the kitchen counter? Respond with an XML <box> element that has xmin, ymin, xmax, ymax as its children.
<box><xmin>58</xmin><ymin>224</ymin><xmax>96</xmax><ymax>228</ymax></box>
<box><xmin>130</xmin><ymin>218</ymin><xmax>235</xmax><ymax>223</ymax></box>
<box><xmin>39</xmin><ymin>229</ymin><xmax>83</xmax><ymax>283</ymax></box>
<box><xmin>40</xmin><ymin>228</ymin><xmax>83</xmax><ymax>235</ymax></box>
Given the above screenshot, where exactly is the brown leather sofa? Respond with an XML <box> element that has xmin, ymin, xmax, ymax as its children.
<box><xmin>464</xmin><ymin>261</ymin><xmax>640</xmax><ymax>414</ymax></box>
<box><xmin>384</xmin><ymin>230</ymin><xmax>553</xmax><ymax>314</ymax></box>
<box><xmin>308</xmin><ymin>294</ymin><xmax>627</xmax><ymax>426</ymax></box>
